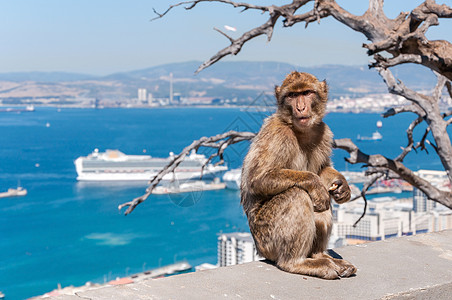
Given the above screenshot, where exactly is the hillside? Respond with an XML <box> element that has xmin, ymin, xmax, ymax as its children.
<box><xmin>0</xmin><ymin>61</ymin><xmax>437</xmax><ymax>106</ymax></box>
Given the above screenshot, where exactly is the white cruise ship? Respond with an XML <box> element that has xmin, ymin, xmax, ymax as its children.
<box><xmin>74</xmin><ymin>149</ymin><xmax>228</xmax><ymax>181</ymax></box>
<box><xmin>222</xmin><ymin>168</ymin><xmax>242</xmax><ymax>190</ymax></box>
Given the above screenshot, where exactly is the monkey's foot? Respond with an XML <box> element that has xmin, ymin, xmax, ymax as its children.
<box><xmin>320</xmin><ymin>267</ymin><xmax>342</xmax><ymax>280</ymax></box>
<box><xmin>332</xmin><ymin>259</ymin><xmax>357</xmax><ymax>278</ymax></box>
<box><xmin>311</xmin><ymin>253</ymin><xmax>357</xmax><ymax>278</ymax></box>
<box><xmin>278</xmin><ymin>258</ymin><xmax>346</xmax><ymax>280</ymax></box>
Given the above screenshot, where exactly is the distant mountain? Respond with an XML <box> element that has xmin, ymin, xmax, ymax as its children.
<box><xmin>102</xmin><ymin>61</ymin><xmax>437</xmax><ymax>96</ymax></box>
<box><xmin>0</xmin><ymin>61</ymin><xmax>438</xmax><ymax>104</ymax></box>
<box><xmin>0</xmin><ymin>71</ymin><xmax>96</xmax><ymax>82</ymax></box>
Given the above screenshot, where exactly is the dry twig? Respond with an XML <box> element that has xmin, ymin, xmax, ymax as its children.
<box><xmin>131</xmin><ymin>0</ymin><xmax>452</xmax><ymax>221</ymax></box>
<box><xmin>118</xmin><ymin>131</ymin><xmax>255</xmax><ymax>215</ymax></box>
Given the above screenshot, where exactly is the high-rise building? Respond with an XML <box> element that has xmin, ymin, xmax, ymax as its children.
<box><xmin>413</xmin><ymin>170</ymin><xmax>449</xmax><ymax>213</ymax></box>
<box><xmin>169</xmin><ymin>73</ymin><xmax>173</xmax><ymax>104</ymax></box>
<box><xmin>138</xmin><ymin>88</ymin><xmax>147</xmax><ymax>102</ymax></box>
<box><xmin>413</xmin><ymin>187</ymin><xmax>436</xmax><ymax>213</ymax></box>
<box><xmin>217</xmin><ymin>232</ymin><xmax>261</xmax><ymax>267</ymax></box>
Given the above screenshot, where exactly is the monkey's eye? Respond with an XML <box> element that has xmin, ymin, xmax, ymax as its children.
<box><xmin>301</xmin><ymin>90</ymin><xmax>315</xmax><ymax>96</ymax></box>
<box><xmin>286</xmin><ymin>91</ymin><xmax>315</xmax><ymax>98</ymax></box>
<box><xmin>287</xmin><ymin>92</ymin><xmax>299</xmax><ymax>98</ymax></box>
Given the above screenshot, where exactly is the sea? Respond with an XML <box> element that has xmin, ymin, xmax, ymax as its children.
<box><xmin>0</xmin><ymin>107</ymin><xmax>449</xmax><ymax>299</ymax></box>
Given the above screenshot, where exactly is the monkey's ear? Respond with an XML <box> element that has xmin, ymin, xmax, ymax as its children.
<box><xmin>320</xmin><ymin>80</ymin><xmax>329</xmax><ymax>100</ymax></box>
<box><xmin>321</xmin><ymin>80</ymin><xmax>328</xmax><ymax>94</ymax></box>
<box><xmin>275</xmin><ymin>85</ymin><xmax>282</xmax><ymax>101</ymax></box>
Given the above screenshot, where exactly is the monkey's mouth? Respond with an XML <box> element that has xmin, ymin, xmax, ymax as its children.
<box><xmin>295</xmin><ymin>116</ymin><xmax>311</xmax><ymax>126</ymax></box>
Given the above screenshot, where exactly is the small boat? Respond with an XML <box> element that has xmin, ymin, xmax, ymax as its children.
<box><xmin>357</xmin><ymin>130</ymin><xmax>382</xmax><ymax>141</ymax></box>
<box><xmin>0</xmin><ymin>186</ymin><xmax>27</xmax><ymax>198</ymax></box>
<box><xmin>152</xmin><ymin>180</ymin><xmax>225</xmax><ymax>194</ymax></box>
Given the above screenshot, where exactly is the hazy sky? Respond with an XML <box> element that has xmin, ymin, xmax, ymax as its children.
<box><xmin>1</xmin><ymin>0</ymin><xmax>451</xmax><ymax>75</ymax></box>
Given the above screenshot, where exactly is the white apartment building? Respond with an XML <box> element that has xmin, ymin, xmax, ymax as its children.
<box><xmin>217</xmin><ymin>232</ymin><xmax>261</xmax><ymax>267</ymax></box>
<box><xmin>413</xmin><ymin>187</ymin><xmax>437</xmax><ymax>213</ymax></box>
<box><xmin>333</xmin><ymin>197</ymin><xmax>412</xmax><ymax>242</ymax></box>
<box><xmin>332</xmin><ymin>170</ymin><xmax>451</xmax><ymax>244</ymax></box>
<box><xmin>138</xmin><ymin>88</ymin><xmax>147</xmax><ymax>102</ymax></box>
<box><xmin>217</xmin><ymin>170</ymin><xmax>450</xmax><ymax>261</ymax></box>
<box><xmin>413</xmin><ymin>169</ymin><xmax>450</xmax><ymax>212</ymax></box>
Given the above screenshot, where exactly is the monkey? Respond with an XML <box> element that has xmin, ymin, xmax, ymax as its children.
<box><xmin>240</xmin><ymin>71</ymin><xmax>356</xmax><ymax>279</ymax></box>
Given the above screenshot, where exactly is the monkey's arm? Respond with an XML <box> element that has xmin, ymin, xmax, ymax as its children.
<box><xmin>319</xmin><ymin>166</ymin><xmax>351</xmax><ymax>204</ymax></box>
<box><xmin>250</xmin><ymin>169</ymin><xmax>330</xmax><ymax>212</ymax></box>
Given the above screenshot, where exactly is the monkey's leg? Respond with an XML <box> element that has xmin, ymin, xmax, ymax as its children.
<box><xmin>249</xmin><ymin>187</ymin><xmax>342</xmax><ymax>279</ymax></box>
<box><xmin>311</xmin><ymin>209</ymin><xmax>333</xmax><ymax>254</ymax></box>
<box><xmin>310</xmin><ymin>210</ymin><xmax>357</xmax><ymax>278</ymax></box>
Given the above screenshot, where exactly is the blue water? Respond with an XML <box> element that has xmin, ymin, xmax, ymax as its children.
<box><xmin>0</xmin><ymin>107</ymin><xmax>449</xmax><ymax>299</ymax></box>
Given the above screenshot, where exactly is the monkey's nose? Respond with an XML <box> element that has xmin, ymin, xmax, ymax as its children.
<box><xmin>296</xmin><ymin>100</ymin><xmax>306</xmax><ymax>112</ymax></box>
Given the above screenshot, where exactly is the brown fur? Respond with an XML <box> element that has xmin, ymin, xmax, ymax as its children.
<box><xmin>241</xmin><ymin>71</ymin><xmax>356</xmax><ymax>279</ymax></box>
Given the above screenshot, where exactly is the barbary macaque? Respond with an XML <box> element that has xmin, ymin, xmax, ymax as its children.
<box><xmin>241</xmin><ymin>71</ymin><xmax>356</xmax><ymax>279</ymax></box>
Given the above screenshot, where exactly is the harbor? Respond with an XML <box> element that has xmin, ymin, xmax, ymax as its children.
<box><xmin>0</xmin><ymin>105</ymin><xmax>35</xmax><ymax>113</ymax></box>
<box><xmin>1</xmin><ymin>108</ymin><xmax>449</xmax><ymax>300</ymax></box>
<box><xmin>30</xmin><ymin>262</ymin><xmax>192</xmax><ymax>299</ymax></box>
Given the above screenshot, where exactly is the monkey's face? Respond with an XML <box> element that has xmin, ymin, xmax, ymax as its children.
<box><xmin>285</xmin><ymin>90</ymin><xmax>322</xmax><ymax>130</ymax></box>
<box><xmin>275</xmin><ymin>72</ymin><xmax>328</xmax><ymax>131</ymax></box>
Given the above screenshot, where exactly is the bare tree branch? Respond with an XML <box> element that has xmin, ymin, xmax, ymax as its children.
<box><xmin>333</xmin><ymin>138</ymin><xmax>452</xmax><ymax>209</ymax></box>
<box><xmin>382</xmin><ymin>103</ymin><xmax>425</xmax><ymax>118</ymax></box>
<box><xmin>119</xmin><ymin>133</ymin><xmax>452</xmax><ymax>216</ymax></box>
<box><xmin>376</xmin><ymin>67</ymin><xmax>452</xmax><ymax>184</ymax></box>
<box><xmin>118</xmin><ymin>131</ymin><xmax>255</xmax><ymax>215</ymax></box>
<box><xmin>353</xmin><ymin>193</ymin><xmax>368</xmax><ymax>227</ymax></box>
<box><xmin>386</xmin><ymin>108</ymin><xmax>452</xmax><ymax>162</ymax></box>
<box><xmin>196</xmin><ymin>14</ymin><xmax>280</xmax><ymax>73</ymax></box>
<box><xmin>152</xmin><ymin>0</ymin><xmax>301</xmax><ymax>73</ymax></box>
<box><xmin>446</xmin><ymin>117</ymin><xmax>452</xmax><ymax>127</ymax></box>
<box><xmin>446</xmin><ymin>81</ymin><xmax>452</xmax><ymax>98</ymax></box>
<box><xmin>154</xmin><ymin>0</ymin><xmax>452</xmax><ymax>78</ymax></box>
<box><xmin>142</xmin><ymin>0</ymin><xmax>452</xmax><ymax>220</ymax></box>
<box><xmin>213</xmin><ymin>27</ymin><xmax>234</xmax><ymax>43</ymax></box>
<box><xmin>152</xmin><ymin>0</ymin><xmax>272</xmax><ymax>21</ymax></box>
<box><xmin>377</xmin><ymin>67</ymin><xmax>431</xmax><ymax>108</ymax></box>
<box><xmin>433</xmin><ymin>71</ymin><xmax>449</xmax><ymax>101</ymax></box>
<box><xmin>370</xmin><ymin>53</ymin><xmax>423</xmax><ymax>69</ymax></box>
<box><xmin>396</xmin><ymin>116</ymin><xmax>424</xmax><ymax>162</ymax></box>
<box><xmin>352</xmin><ymin>172</ymin><xmax>384</xmax><ymax>227</ymax></box>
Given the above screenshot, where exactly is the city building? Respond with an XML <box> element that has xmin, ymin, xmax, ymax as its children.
<box><xmin>217</xmin><ymin>232</ymin><xmax>262</xmax><ymax>267</ymax></box>
<box><xmin>332</xmin><ymin>170</ymin><xmax>451</xmax><ymax>244</ymax></box>
<box><xmin>138</xmin><ymin>88</ymin><xmax>147</xmax><ymax>102</ymax></box>
<box><xmin>332</xmin><ymin>197</ymin><xmax>413</xmax><ymax>242</ymax></box>
<box><xmin>413</xmin><ymin>187</ymin><xmax>436</xmax><ymax>213</ymax></box>
<box><xmin>413</xmin><ymin>169</ymin><xmax>451</xmax><ymax>213</ymax></box>
<box><xmin>216</xmin><ymin>170</ymin><xmax>451</xmax><ymax>264</ymax></box>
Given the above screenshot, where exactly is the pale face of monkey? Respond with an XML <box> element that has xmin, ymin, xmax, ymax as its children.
<box><xmin>284</xmin><ymin>90</ymin><xmax>322</xmax><ymax>131</ymax></box>
<box><xmin>275</xmin><ymin>72</ymin><xmax>328</xmax><ymax>132</ymax></box>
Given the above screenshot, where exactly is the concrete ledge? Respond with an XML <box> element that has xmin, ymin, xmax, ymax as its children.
<box><xmin>63</xmin><ymin>230</ymin><xmax>452</xmax><ymax>299</ymax></box>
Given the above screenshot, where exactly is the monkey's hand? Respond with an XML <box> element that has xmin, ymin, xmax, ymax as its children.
<box><xmin>328</xmin><ymin>177</ymin><xmax>351</xmax><ymax>204</ymax></box>
<box><xmin>308</xmin><ymin>181</ymin><xmax>331</xmax><ymax>212</ymax></box>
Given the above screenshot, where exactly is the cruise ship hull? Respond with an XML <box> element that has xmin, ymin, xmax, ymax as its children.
<box><xmin>76</xmin><ymin>169</ymin><xmax>226</xmax><ymax>182</ymax></box>
<box><xmin>74</xmin><ymin>149</ymin><xmax>227</xmax><ymax>182</ymax></box>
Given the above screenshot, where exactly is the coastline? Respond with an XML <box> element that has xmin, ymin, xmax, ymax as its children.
<box><xmin>0</xmin><ymin>103</ymin><xmax>417</xmax><ymax>114</ymax></box>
